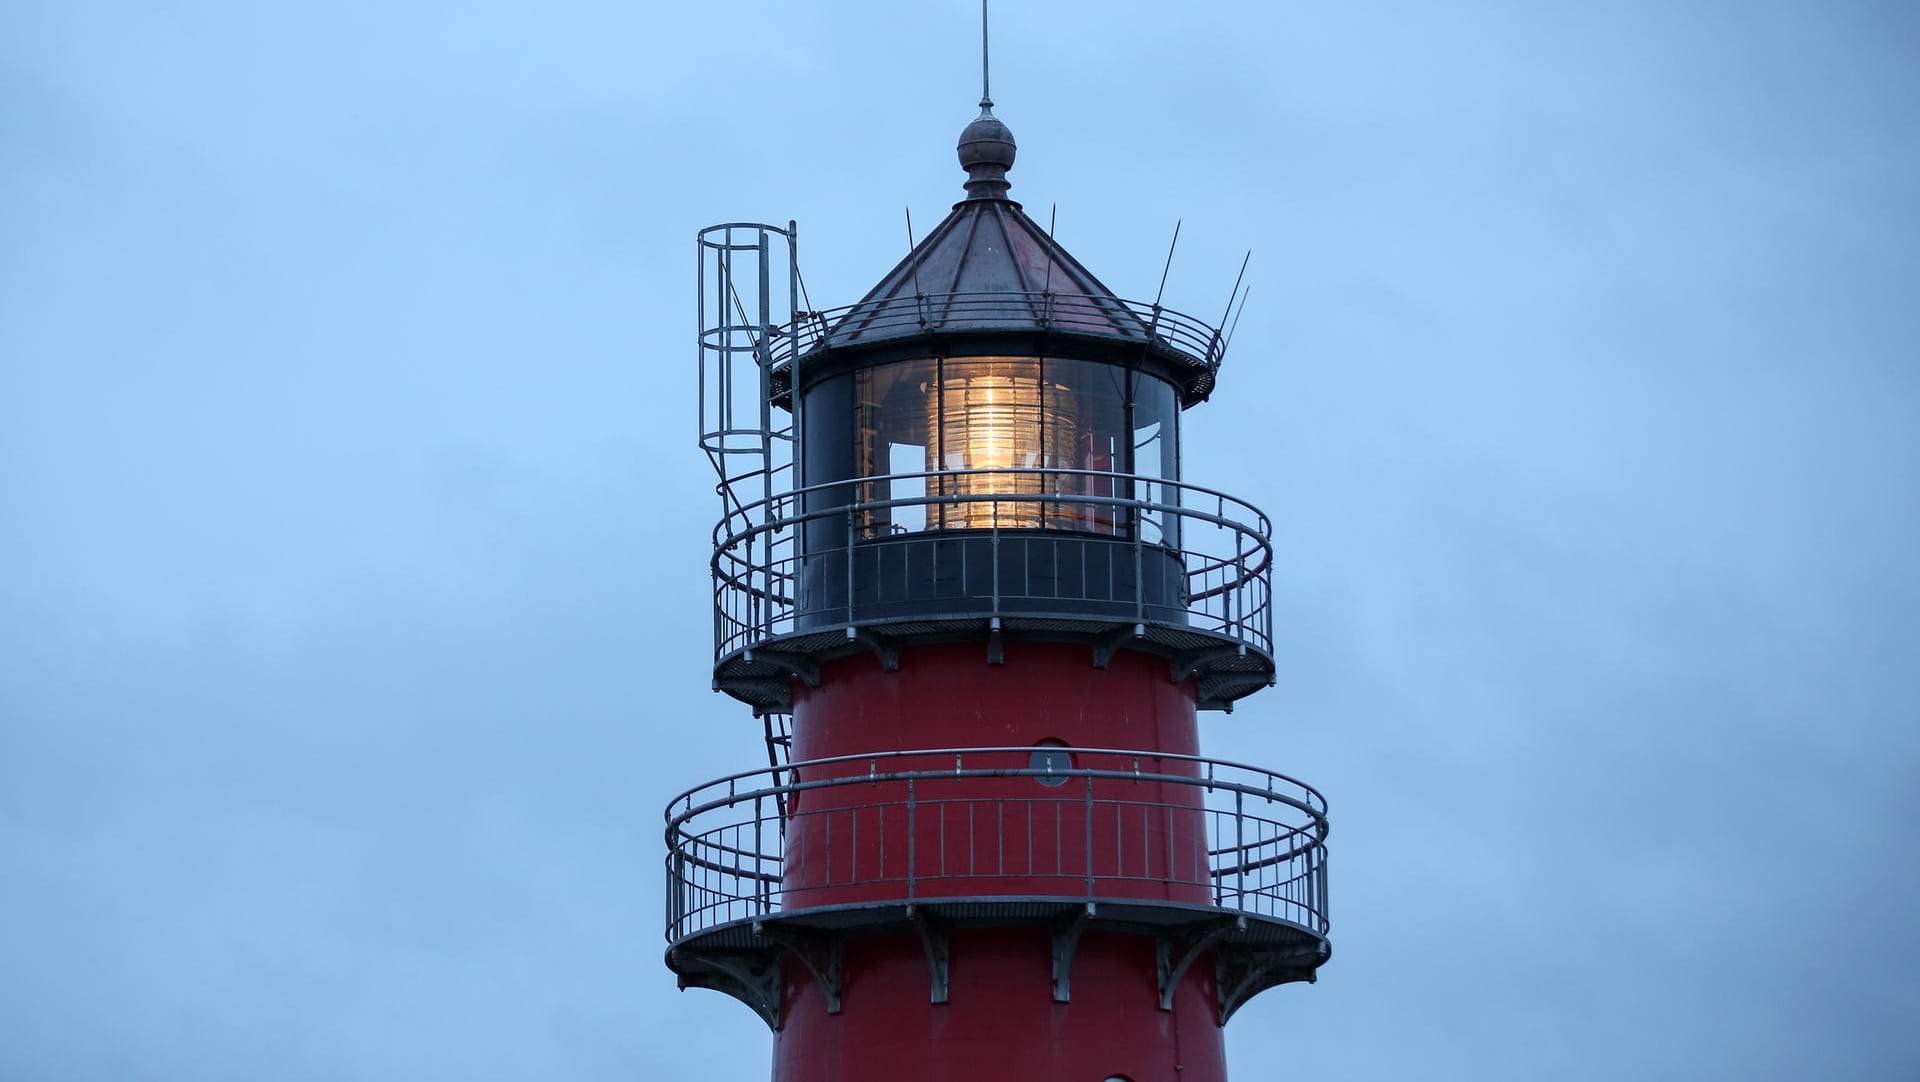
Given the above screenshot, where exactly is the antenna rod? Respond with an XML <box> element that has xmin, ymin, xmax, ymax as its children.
<box><xmin>980</xmin><ymin>0</ymin><xmax>992</xmax><ymax>111</ymax></box>
<box><xmin>1042</xmin><ymin>204</ymin><xmax>1057</xmax><ymax>299</ymax></box>
<box><xmin>905</xmin><ymin>206</ymin><xmax>926</xmax><ymax>299</ymax></box>
<box><xmin>1153</xmin><ymin>219</ymin><xmax>1183</xmax><ymax>308</ymax></box>
<box><xmin>1217</xmin><ymin>250</ymin><xmax>1252</xmax><ymax>331</ymax></box>
<box><xmin>1224</xmin><ymin>286</ymin><xmax>1252</xmax><ymax>352</ymax></box>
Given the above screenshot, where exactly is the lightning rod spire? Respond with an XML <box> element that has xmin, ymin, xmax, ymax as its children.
<box><xmin>957</xmin><ymin>0</ymin><xmax>1015</xmax><ymax>198</ymax></box>
<box><xmin>980</xmin><ymin>0</ymin><xmax>993</xmax><ymax>114</ymax></box>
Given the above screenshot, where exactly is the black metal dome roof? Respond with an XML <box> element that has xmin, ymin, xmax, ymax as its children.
<box><xmin>771</xmin><ymin>109</ymin><xmax>1226</xmax><ymax>406</ymax></box>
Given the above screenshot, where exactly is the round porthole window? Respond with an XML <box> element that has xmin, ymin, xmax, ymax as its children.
<box><xmin>1029</xmin><ymin>740</ymin><xmax>1072</xmax><ymax>787</ymax></box>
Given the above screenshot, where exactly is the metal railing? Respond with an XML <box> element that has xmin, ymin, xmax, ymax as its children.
<box><xmin>664</xmin><ymin>747</ymin><xmax>1328</xmax><ymax>945</ymax></box>
<box><xmin>711</xmin><ymin>469</ymin><xmax>1273</xmax><ymax>662</ymax></box>
<box><xmin>769</xmin><ymin>291</ymin><xmax>1228</xmax><ymax>377</ymax></box>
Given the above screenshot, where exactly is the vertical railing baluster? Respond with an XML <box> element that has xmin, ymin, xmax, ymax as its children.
<box><xmin>1234</xmin><ymin>538</ymin><xmax>1249</xmax><ymax>642</ymax></box>
<box><xmin>753</xmin><ymin>793</ymin><xmax>766</xmax><ymax>913</ymax></box>
<box><xmin>1164</xmin><ymin>803</ymin><xmax>1175</xmax><ymax>884</ymax></box>
<box><xmin>1140</xmin><ymin>801</ymin><xmax>1149</xmax><ymax>880</ymax></box>
<box><xmin>968</xmin><ymin>797</ymin><xmax>976</xmax><ymax>877</ymax></box>
<box><xmin>1055</xmin><ymin>794</ymin><xmax>1063</xmax><ymax>877</ymax></box>
<box><xmin>990</xmin><ymin>500</ymin><xmax>1001</xmax><ymax>614</ymax></box>
<box><xmin>1133</xmin><ymin>501</ymin><xmax>1145</xmax><ymax>621</ymax></box>
<box><xmin>796</xmin><ymin>805</ymin><xmax>808</xmax><ymax>888</ymax></box>
<box><xmin>1204</xmin><ymin>809</ymin><xmax>1215</xmax><ymax>904</ymax></box>
<box><xmin>1233</xmin><ymin>789</ymin><xmax>1246</xmax><ymax>909</ymax></box>
<box><xmin>1084</xmin><ymin>773</ymin><xmax>1096</xmax><ymax>897</ymax></box>
<box><xmin>1318</xmin><ymin>846</ymin><xmax>1329</xmax><ymax>932</ymax></box>
<box><xmin>1026</xmin><ymin>801</ymin><xmax>1034</xmax><ymax>876</ymax></box>
<box><xmin>669</xmin><ymin>851</ymin><xmax>683</xmax><ymax>938</ymax></box>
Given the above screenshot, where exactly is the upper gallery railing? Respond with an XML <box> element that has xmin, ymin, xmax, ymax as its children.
<box><xmin>710</xmin><ymin>469</ymin><xmax>1274</xmax><ymax>662</ymax></box>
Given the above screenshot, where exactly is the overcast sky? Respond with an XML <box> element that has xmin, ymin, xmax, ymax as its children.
<box><xmin>3</xmin><ymin>1</ymin><xmax>1917</xmax><ymax>1079</ymax></box>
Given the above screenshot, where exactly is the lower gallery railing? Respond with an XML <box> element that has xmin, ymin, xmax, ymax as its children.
<box><xmin>665</xmin><ymin>747</ymin><xmax>1328</xmax><ymax>945</ymax></box>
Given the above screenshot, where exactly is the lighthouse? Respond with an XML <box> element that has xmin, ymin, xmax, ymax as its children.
<box><xmin>668</xmin><ymin>69</ymin><xmax>1330</xmax><ymax>1082</ymax></box>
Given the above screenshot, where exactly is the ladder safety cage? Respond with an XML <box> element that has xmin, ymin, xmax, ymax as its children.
<box><xmin>699</xmin><ymin>223</ymin><xmax>806</xmax><ymax>777</ymax></box>
<box><xmin>698</xmin><ymin>223</ymin><xmax>807</xmax><ymax>723</ymax></box>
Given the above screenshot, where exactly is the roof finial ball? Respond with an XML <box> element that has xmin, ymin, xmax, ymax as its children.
<box><xmin>957</xmin><ymin>0</ymin><xmax>1015</xmax><ymax>199</ymax></box>
<box><xmin>957</xmin><ymin>110</ymin><xmax>1017</xmax><ymax>200</ymax></box>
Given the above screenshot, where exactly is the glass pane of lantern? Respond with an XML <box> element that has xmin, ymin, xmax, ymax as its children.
<box><xmin>887</xmin><ymin>443</ymin><xmax>926</xmax><ymax>533</ymax></box>
<box><xmin>933</xmin><ymin>357</ymin><xmax>1067</xmax><ymax>530</ymax></box>
<box><xmin>855</xmin><ymin>360</ymin><xmax>935</xmax><ymax>537</ymax></box>
<box><xmin>1131</xmin><ymin>374</ymin><xmax>1180</xmax><ymax>547</ymax></box>
<box><xmin>1046</xmin><ymin>359</ymin><xmax>1126</xmax><ymax>535</ymax></box>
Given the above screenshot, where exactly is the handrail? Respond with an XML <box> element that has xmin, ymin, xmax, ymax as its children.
<box><xmin>767</xmin><ymin>290</ymin><xmax>1229</xmax><ymax>374</ymax></box>
<box><xmin>711</xmin><ymin>487</ymin><xmax>1270</xmax><ymax>585</ymax></box>
<box><xmin>711</xmin><ymin>468</ymin><xmax>1270</xmax><ymax>548</ymax></box>
<box><xmin>666</xmin><ymin>745</ymin><xmax>1324</xmax><ymax>820</ymax></box>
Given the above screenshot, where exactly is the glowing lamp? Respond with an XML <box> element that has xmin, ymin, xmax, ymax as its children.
<box><xmin>930</xmin><ymin>362</ymin><xmax>1077</xmax><ymax>529</ymax></box>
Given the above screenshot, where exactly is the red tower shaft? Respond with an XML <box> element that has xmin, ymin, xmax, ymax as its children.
<box><xmin>776</xmin><ymin>646</ymin><xmax>1225</xmax><ymax>1080</ymax></box>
